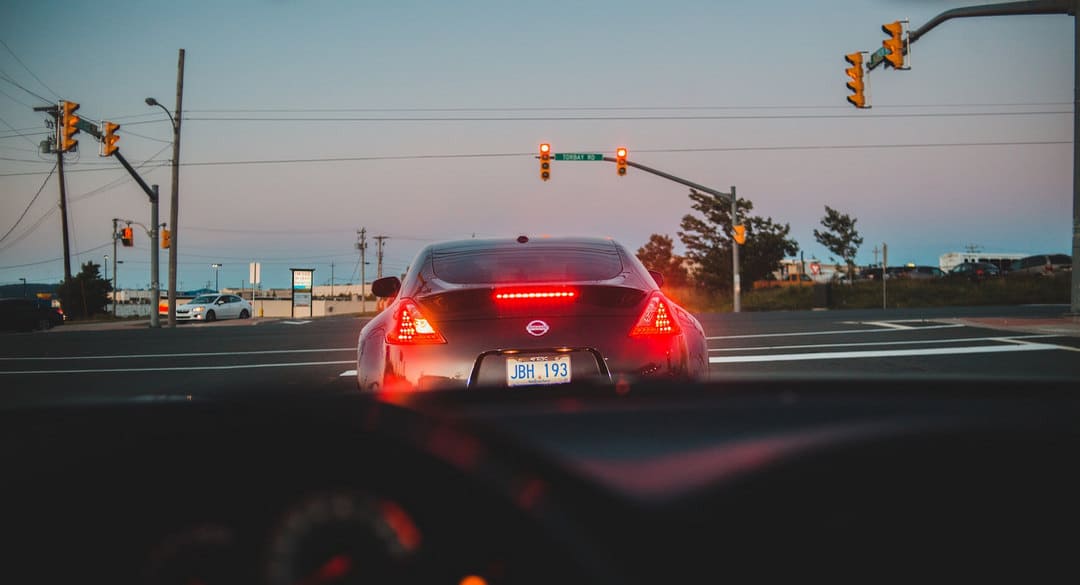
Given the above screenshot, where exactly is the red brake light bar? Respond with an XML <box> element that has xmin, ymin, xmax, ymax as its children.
<box><xmin>494</xmin><ymin>290</ymin><xmax>577</xmax><ymax>301</ymax></box>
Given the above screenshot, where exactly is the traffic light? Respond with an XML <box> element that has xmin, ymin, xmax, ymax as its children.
<box><xmin>59</xmin><ymin>100</ymin><xmax>80</xmax><ymax>153</ymax></box>
<box><xmin>733</xmin><ymin>224</ymin><xmax>747</xmax><ymax>245</ymax></box>
<box><xmin>101</xmin><ymin>121</ymin><xmax>119</xmax><ymax>157</ymax></box>
<box><xmin>616</xmin><ymin>147</ymin><xmax>628</xmax><ymax>176</ymax></box>
<box><xmin>161</xmin><ymin>228</ymin><xmax>171</xmax><ymax>249</ymax></box>
<box><xmin>120</xmin><ymin>226</ymin><xmax>134</xmax><ymax>247</ymax></box>
<box><xmin>539</xmin><ymin>143</ymin><xmax>551</xmax><ymax>181</ymax></box>
<box><xmin>845</xmin><ymin>53</ymin><xmax>867</xmax><ymax>109</ymax></box>
<box><xmin>882</xmin><ymin>21</ymin><xmax>906</xmax><ymax>69</ymax></box>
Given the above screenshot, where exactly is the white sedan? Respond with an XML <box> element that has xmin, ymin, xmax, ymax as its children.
<box><xmin>175</xmin><ymin>294</ymin><xmax>253</xmax><ymax>322</ymax></box>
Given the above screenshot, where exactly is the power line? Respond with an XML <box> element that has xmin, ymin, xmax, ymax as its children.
<box><xmin>0</xmin><ymin>140</ymin><xmax>1068</xmax><ymax>178</ymax></box>
<box><xmin>0</xmin><ymin>162</ymin><xmax>54</xmax><ymax>242</ymax></box>
<box><xmin>178</xmin><ymin>101</ymin><xmax>1071</xmax><ymax>113</ymax></box>
<box><xmin>70</xmin><ymin>143</ymin><xmax>172</xmax><ymax>203</ymax></box>
<box><xmin>0</xmin><ymin>114</ymin><xmax>44</xmax><ymax>148</ymax></box>
<box><xmin>0</xmin><ymin>69</ymin><xmax>52</xmax><ymax>105</ymax></box>
<box><xmin>0</xmin><ymin>241</ymin><xmax>111</xmax><ymax>270</ymax></box>
<box><xmin>0</xmin><ymin>39</ymin><xmax>58</xmax><ymax>99</ymax></box>
<box><xmin>0</xmin><ymin>86</ymin><xmax>35</xmax><ymax>108</ymax></box>
<box><xmin>181</xmin><ymin>110</ymin><xmax>1070</xmax><ymax>123</ymax></box>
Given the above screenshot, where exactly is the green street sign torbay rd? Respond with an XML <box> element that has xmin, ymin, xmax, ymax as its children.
<box><xmin>553</xmin><ymin>153</ymin><xmax>604</xmax><ymax>161</ymax></box>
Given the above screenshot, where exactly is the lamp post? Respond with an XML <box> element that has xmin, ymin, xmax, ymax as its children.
<box><xmin>211</xmin><ymin>263</ymin><xmax>222</xmax><ymax>291</ymax></box>
<box><xmin>19</xmin><ymin>278</ymin><xmax>26</xmax><ymax>298</ymax></box>
<box><xmin>146</xmin><ymin>50</ymin><xmax>184</xmax><ymax>328</ymax></box>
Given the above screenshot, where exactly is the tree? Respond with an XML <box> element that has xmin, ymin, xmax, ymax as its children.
<box><xmin>636</xmin><ymin>234</ymin><xmax>690</xmax><ymax>287</ymax></box>
<box><xmin>678</xmin><ymin>189</ymin><xmax>799</xmax><ymax>291</ymax></box>
<box><xmin>57</xmin><ymin>261</ymin><xmax>111</xmax><ymax>319</ymax></box>
<box><xmin>813</xmin><ymin>205</ymin><xmax>864</xmax><ymax>282</ymax></box>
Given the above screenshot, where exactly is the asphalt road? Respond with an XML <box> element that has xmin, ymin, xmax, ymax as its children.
<box><xmin>2</xmin><ymin>305</ymin><xmax>1078</xmax><ymax>408</ymax></box>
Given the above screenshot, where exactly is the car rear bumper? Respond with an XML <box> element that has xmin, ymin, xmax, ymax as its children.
<box><xmin>361</xmin><ymin>335</ymin><xmax>697</xmax><ymax>392</ymax></box>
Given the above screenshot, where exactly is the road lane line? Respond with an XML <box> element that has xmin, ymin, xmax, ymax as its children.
<box><xmin>340</xmin><ymin>370</ymin><xmax>357</xmax><ymax>377</ymax></box>
<box><xmin>709</xmin><ymin>334</ymin><xmax>1058</xmax><ymax>353</ymax></box>
<box><xmin>706</xmin><ymin>324</ymin><xmax>963</xmax><ymax>340</ymax></box>
<box><xmin>0</xmin><ymin>348</ymin><xmax>356</xmax><ymax>361</ymax></box>
<box><xmin>0</xmin><ymin>360</ymin><xmax>356</xmax><ymax>375</ymax></box>
<box><xmin>861</xmin><ymin>321</ymin><xmax>913</xmax><ymax>330</ymax></box>
<box><xmin>991</xmin><ymin>337</ymin><xmax>1080</xmax><ymax>353</ymax></box>
<box><xmin>708</xmin><ymin>343</ymin><xmax>1062</xmax><ymax>364</ymax></box>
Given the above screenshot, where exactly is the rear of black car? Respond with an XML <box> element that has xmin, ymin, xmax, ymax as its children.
<box><xmin>357</xmin><ymin>237</ymin><xmax>707</xmax><ymax>391</ymax></box>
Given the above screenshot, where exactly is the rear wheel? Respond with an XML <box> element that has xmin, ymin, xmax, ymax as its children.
<box><xmin>205</xmin><ymin>310</ymin><xmax>216</xmax><ymax>322</ymax></box>
<box><xmin>239</xmin><ymin>309</ymin><xmax>250</xmax><ymax>319</ymax></box>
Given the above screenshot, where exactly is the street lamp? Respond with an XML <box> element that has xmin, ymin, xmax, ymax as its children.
<box><xmin>146</xmin><ymin>67</ymin><xmax>183</xmax><ymax>329</ymax></box>
<box><xmin>211</xmin><ymin>263</ymin><xmax>222</xmax><ymax>291</ymax></box>
<box><xmin>19</xmin><ymin>278</ymin><xmax>26</xmax><ymax>298</ymax></box>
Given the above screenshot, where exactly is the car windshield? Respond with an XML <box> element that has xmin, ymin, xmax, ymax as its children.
<box><xmin>431</xmin><ymin>244</ymin><xmax>624</xmax><ymax>284</ymax></box>
<box><xmin>3</xmin><ymin>3</ymin><xmax>1079</xmax><ymax>582</ymax></box>
<box><xmin>1</xmin><ymin>0</ymin><xmax>1077</xmax><ymax>401</ymax></box>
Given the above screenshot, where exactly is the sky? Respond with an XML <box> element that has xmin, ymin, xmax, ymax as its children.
<box><xmin>0</xmin><ymin>0</ymin><xmax>1073</xmax><ymax>290</ymax></box>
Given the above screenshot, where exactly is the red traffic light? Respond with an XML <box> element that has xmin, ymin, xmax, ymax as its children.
<box><xmin>539</xmin><ymin>143</ymin><xmax>551</xmax><ymax>181</ymax></box>
<box><xmin>615</xmin><ymin>147</ymin><xmax>628</xmax><ymax>176</ymax></box>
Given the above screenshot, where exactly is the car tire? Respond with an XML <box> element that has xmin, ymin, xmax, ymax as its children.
<box><xmin>205</xmin><ymin>310</ymin><xmax>216</xmax><ymax>322</ymax></box>
<box><xmin>239</xmin><ymin>309</ymin><xmax>250</xmax><ymax>319</ymax></box>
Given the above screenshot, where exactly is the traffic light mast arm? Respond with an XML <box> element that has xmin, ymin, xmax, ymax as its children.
<box><xmin>867</xmin><ymin>0</ymin><xmax>1072</xmax><ymax>70</ymax></box>
<box><xmin>601</xmin><ymin>156</ymin><xmax>733</xmax><ymax>203</ymax></box>
<box><xmin>112</xmin><ymin>150</ymin><xmax>158</xmax><ymax>203</ymax></box>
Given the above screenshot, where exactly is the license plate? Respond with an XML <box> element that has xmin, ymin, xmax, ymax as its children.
<box><xmin>506</xmin><ymin>355</ymin><xmax>571</xmax><ymax>387</ymax></box>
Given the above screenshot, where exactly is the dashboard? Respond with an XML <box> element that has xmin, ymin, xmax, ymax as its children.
<box><xmin>2</xmin><ymin>378</ymin><xmax>1078</xmax><ymax>584</ymax></box>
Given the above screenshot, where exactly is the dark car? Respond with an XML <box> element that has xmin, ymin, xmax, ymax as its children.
<box><xmin>356</xmin><ymin>236</ymin><xmax>709</xmax><ymax>391</ymax></box>
<box><xmin>0</xmin><ymin>298</ymin><xmax>61</xmax><ymax>332</ymax></box>
<box><xmin>1010</xmin><ymin>254</ymin><xmax>1073</xmax><ymax>276</ymax></box>
<box><xmin>905</xmin><ymin>265</ymin><xmax>945</xmax><ymax>280</ymax></box>
<box><xmin>948</xmin><ymin>262</ymin><xmax>1001</xmax><ymax>281</ymax></box>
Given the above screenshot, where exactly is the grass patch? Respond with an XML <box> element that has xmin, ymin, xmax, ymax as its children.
<box><xmin>663</xmin><ymin>274</ymin><xmax>1069</xmax><ymax>313</ymax></box>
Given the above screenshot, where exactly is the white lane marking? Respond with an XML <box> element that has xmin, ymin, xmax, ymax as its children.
<box><xmin>993</xmin><ymin>337</ymin><xmax>1080</xmax><ymax>353</ymax></box>
<box><xmin>709</xmin><ymin>334</ymin><xmax>1058</xmax><ymax>353</ymax></box>
<box><xmin>706</xmin><ymin>324</ymin><xmax>963</xmax><ymax>340</ymax></box>
<box><xmin>861</xmin><ymin>320</ymin><xmax>913</xmax><ymax>330</ymax></box>
<box><xmin>282</xmin><ymin>320</ymin><xmax>312</xmax><ymax>325</ymax></box>
<box><xmin>0</xmin><ymin>348</ymin><xmax>355</xmax><ymax>361</ymax></box>
<box><xmin>709</xmin><ymin>343</ymin><xmax>1062</xmax><ymax>364</ymax></box>
<box><xmin>340</xmin><ymin>370</ymin><xmax>357</xmax><ymax>377</ymax></box>
<box><xmin>0</xmin><ymin>360</ymin><xmax>356</xmax><ymax>375</ymax></box>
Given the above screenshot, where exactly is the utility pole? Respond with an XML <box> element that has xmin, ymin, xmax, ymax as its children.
<box><xmin>375</xmin><ymin>235</ymin><xmax>388</xmax><ymax>279</ymax></box>
<box><xmin>33</xmin><ymin>105</ymin><xmax>72</xmax><ymax>281</ymax></box>
<box><xmin>882</xmin><ymin>242</ymin><xmax>888</xmax><ymax>310</ymax></box>
<box><xmin>111</xmin><ymin>219</ymin><xmax>118</xmax><ymax>318</ymax></box>
<box><xmin>872</xmin><ymin>245</ymin><xmax>880</xmax><ymax>267</ymax></box>
<box><xmin>57</xmin><ymin>144</ymin><xmax>72</xmax><ymax>282</ymax></box>
<box><xmin>357</xmin><ymin>228</ymin><xmax>367</xmax><ymax>313</ymax></box>
<box><xmin>168</xmin><ymin>49</ymin><xmax>185</xmax><ymax>329</ymax></box>
<box><xmin>731</xmin><ymin>186</ymin><xmax>741</xmax><ymax>313</ymax></box>
<box><xmin>149</xmin><ymin>185</ymin><xmax>160</xmax><ymax>329</ymax></box>
<box><xmin>330</xmin><ymin>262</ymin><xmax>335</xmax><ymax>298</ymax></box>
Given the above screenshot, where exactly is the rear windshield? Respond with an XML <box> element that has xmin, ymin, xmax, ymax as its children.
<box><xmin>432</xmin><ymin>247</ymin><xmax>624</xmax><ymax>284</ymax></box>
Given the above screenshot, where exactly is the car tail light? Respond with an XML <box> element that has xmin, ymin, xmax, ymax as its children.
<box><xmin>629</xmin><ymin>292</ymin><xmax>681</xmax><ymax>337</ymax></box>
<box><xmin>493</xmin><ymin>288</ymin><xmax>577</xmax><ymax>301</ymax></box>
<box><xmin>386</xmin><ymin>299</ymin><xmax>446</xmax><ymax>345</ymax></box>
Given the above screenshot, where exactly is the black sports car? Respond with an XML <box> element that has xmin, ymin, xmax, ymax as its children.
<box><xmin>357</xmin><ymin>236</ymin><xmax>708</xmax><ymax>391</ymax></box>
